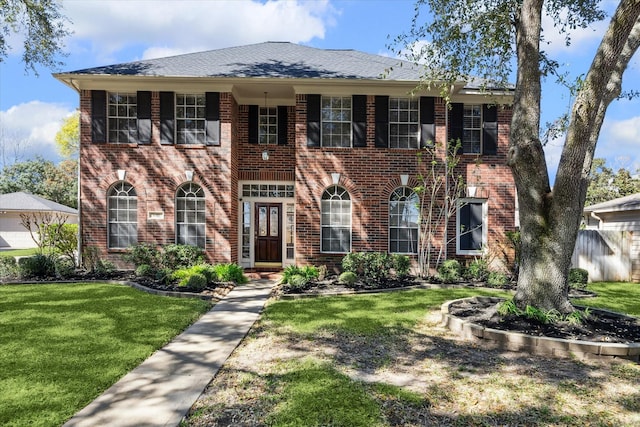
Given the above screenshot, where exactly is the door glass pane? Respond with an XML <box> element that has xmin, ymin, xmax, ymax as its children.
<box><xmin>270</xmin><ymin>207</ymin><xmax>279</xmax><ymax>237</ymax></box>
<box><xmin>259</xmin><ymin>206</ymin><xmax>267</xmax><ymax>236</ymax></box>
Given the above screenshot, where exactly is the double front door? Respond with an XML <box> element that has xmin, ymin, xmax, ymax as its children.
<box><xmin>255</xmin><ymin>203</ymin><xmax>282</xmax><ymax>263</ymax></box>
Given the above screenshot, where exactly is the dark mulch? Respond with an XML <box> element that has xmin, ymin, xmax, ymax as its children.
<box><xmin>448</xmin><ymin>297</ymin><xmax>640</xmax><ymax>344</ymax></box>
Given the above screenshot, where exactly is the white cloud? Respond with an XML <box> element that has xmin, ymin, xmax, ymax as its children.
<box><xmin>597</xmin><ymin>115</ymin><xmax>640</xmax><ymax>172</ymax></box>
<box><xmin>540</xmin><ymin>11</ymin><xmax>608</xmax><ymax>56</ymax></box>
<box><xmin>62</xmin><ymin>0</ymin><xmax>334</xmax><ymax>60</ymax></box>
<box><xmin>0</xmin><ymin>102</ymin><xmax>72</xmax><ymax>165</ymax></box>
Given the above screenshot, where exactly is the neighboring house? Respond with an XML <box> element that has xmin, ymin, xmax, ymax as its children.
<box><xmin>577</xmin><ymin>193</ymin><xmax>640</xmax><ymax>282</ymax></box>
<box><xmin>53</xmin><ymin>42</ymin><xmax>516</xmax><ymax>270</ymax></box>
<box><xmin>0</xmin><ymin>192</ymin><xmax>78</xmax><ymax>249</ymax></box>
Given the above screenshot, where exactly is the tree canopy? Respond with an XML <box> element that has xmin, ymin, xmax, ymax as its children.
<box><xmin>0</xmin><ymin>0</ymin><xmax>70</xmax><ymax>73</ymax></box>
<box><xmin>586</xmin><ymin>158</ymin><xmax>640</xmax><ymax>205</ymax></box>
<box><xmin>55</xmin><ymin>110</ymin><xmax>80</xmax><ymax>158</ymax></box>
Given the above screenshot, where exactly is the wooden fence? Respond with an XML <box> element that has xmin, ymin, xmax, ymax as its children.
<box><xmin>571</xmin><ymin>230</ymin><xmax>631</xmax><ymax>282</ymax></box>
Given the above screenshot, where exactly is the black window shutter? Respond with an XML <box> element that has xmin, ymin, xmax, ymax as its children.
<box><xmin>248</xmin><ymin>105</ymin><xmax>259</xmax><ymax>144</ymax></box>
<box><xmin>448</xmin><ymin>103</ymin><xmax>464</xmax><ymax>154</ymax></box>
<box><xmin>278</xmin><ymin>106</ymin><xmax>288</xmax><ymax>145</ymax></box>
<box><xmin>159</xmin><ymin>92</ymin><xmax>174</xmax><ymax>145</ymax></box>
<box><xmin>205</xmin><ymin>92</ymin><xmax>220</xmax><ymax>146</ymax></box>
<box><xmin>307</xmin><ymin>94</ymin><xmax>321</xmax><ymax>147</ymax></box>
<box><xmin>375</xmin><ymin>95</ymin><xmax>389</xmax><ymax>148</ymax></box>
<box><xmin>137</xmin><ymin>91</ymin><xmax>152</xmax><ymax>144</ymax></box>
<box><xmin>91</xmin><ymin>90</ymin><xmax>106</xmax><ymax>143</ymax></box>
<box><xmin>482</xmin><ymin>104</ymin><xmax>498</xmax><ymax>155</ymax></box>
<box><xmin>352</xmin><ymin>95</ymin><xmax>367</xmax><ymax>147</ymax></box>
<box><xmin>419</xmin><ymin>97</ymin><xmax>435</xmax><ymax>148</ymax></box>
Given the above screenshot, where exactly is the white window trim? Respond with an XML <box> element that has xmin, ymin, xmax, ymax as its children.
<box><xmin>259</xmin><ymin>107</ymin><xmax>278</xmax><ymax>145</ymax></box>
<box><xmin>456</xmin><ymin>198</ymin><xmax>488</xmax><ymax>255</ymax></box>
<box><xmin>107</xmin><ymin>181</ymin><xmax>137</xmax><ymax>249</ymax></box>
<box><xmin>175</xmin><ymin>93</ymin><xmax>206</xmax><ymax>145</ymax></box>
<box><xmin>320</xmin><ymin>185</ymin><xmax>352</xmax><ymax>254</ymax></box>
<box><xmin>107</xmin><ymin>92</ymin><xmax>137</xmax><ymax>144</ymax></box>
<box><xmin>388</xmin><ymin>186</ymin><xmax>420</xmax><ymax>254</ymax></box>
<box><xmin>463</xmin><ymin>104</ymin><xmax>483</xmax><ymax>155</ymax></box>
<box><xmin>175</xmin><ymin>182</ymin><xmax>206</xmax><ymax>248</ymax></box>
<box><xmin>389</xmin><ymin>97</ymin><xmax>420</xmax><ymax>149</ymax></box>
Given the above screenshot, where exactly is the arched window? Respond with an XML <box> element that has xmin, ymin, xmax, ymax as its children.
<box><xmin>107</xmin><ymin>181</ymin><xmax>137</xmax><ymax>249</ymax></box>
<box><xmin>321</xmin><ymin>185</ymin><xmax>351</xmax><ymax>253</ymax></box>
<box><xmin>176</xmin><ymin>182</ymin><xmax>206</xmax><ymax>248</ymax></box>
<box><xmin>389</xmin><ymin>187</ymin><xmax>419</xmax><ymax>254</ymax></box>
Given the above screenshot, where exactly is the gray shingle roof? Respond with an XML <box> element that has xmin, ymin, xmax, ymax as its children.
<box><xmin>584</xmin><ymin>193</ymin><xmax>640</xmax><ymax>213</ymax></box>
<box><xmin>0</xmin><ymin>192</ymin><xmax>77</xmax><ymax>215</ymax></box>
<box><xmin>64</xmin><ymin>42</ymin><xmax>425</xmax><ymax>81</ymax></box>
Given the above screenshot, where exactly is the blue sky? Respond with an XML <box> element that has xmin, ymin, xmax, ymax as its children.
<box><xmin>1</xmin><ymin>0</ymin><xmax>638</xmax><ymax>182</ymax></box>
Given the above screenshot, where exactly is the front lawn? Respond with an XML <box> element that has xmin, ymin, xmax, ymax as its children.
<box><xmin>0</xmin><ymin>283</ymin><xmax>210</xmax><ymax>427</ymax></box>
<box><xmin>575</xmin><ymin>281</ymin><xmax>640</xmax><ymax>316</ymax></box>
<box><xmin>187</xmin><ymin>285</ymin><xmax>640</xmax><ymax>427</ymax></box>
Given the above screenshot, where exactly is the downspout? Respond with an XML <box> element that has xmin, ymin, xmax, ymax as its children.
<box><xmin>590</xmin><ymin>211</ymin><xmax>603</xmax><ymax>229</ymax></box>
<box><xmin>444</xmin><ymin>97</ymin><xmax>449</xmax><ymax>263</ymax></box>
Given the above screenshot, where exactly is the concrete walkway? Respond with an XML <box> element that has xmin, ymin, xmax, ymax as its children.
<box><xmin>64</xmin><ymin>279</ymin><xmax>277</xmax><ymax>427</ymax></box>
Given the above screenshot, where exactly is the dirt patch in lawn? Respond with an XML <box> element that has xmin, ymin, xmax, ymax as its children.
<box><xmin>185</xmin><ymin>305</ymin><xmax>640</xmax><ymax>426</ymax></box>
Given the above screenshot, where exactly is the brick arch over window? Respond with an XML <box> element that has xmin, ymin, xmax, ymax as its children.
<box><xmin>175</xmin><ymin>182</ymin><xmax>206</xmax><ymax>248</ymax></box>
<box><xmin>106</xmin><ymin>181</ymin><xmax>138</xmax><ymax>249</ymax></box>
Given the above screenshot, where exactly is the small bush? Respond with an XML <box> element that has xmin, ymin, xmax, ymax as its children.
<box><xmin>18</xmin><ymin>254</ymin><xmax>56</xmax><ymax>279</ymax></box>
<box><xmin>212</xmin><ymin>263</ymin><xmax>247</xmax><ymax>284</ymax></box>
<box><xmin>54</xmin><ymin>257</ymin><xmax>76</xmax><ymax>279</ymax></box>
<box><xmin>487</xmin><ymin>271</ymin><xmax>508</xmax><ymax>287</ymax></box>
<box><xmin>282</xmin><ymin>265</ymin><xmax>302</xmax><ymax>284</ymax></box>
<box><xmin>362</xmin><ymin>252</ymin><xmax>393</xmax><ymax>281</ymax></box>
<box><xmin>341</xmin><ymin>252</ymin><xmax>363</xmax><ymax>275</ymax></box>
<box><xmin>0</xmin><ymin>255</ymin><xmax>19</xmax><ymax>280</ymax></box>
<box><xmin>95</xmin><ymin>259</ymin><xmax>115</xmax><ymax>275</ymax></box>
<box><xmin>392</xmin><ymin>254</ymin><xmax>411</xmax><ymax>279</ymax></box>
<box><xmin>317</xmin><ymin>265</ymin><xmax>327</xmax><ymax>281</ymax></box>
<box><xmin>122</xmin><ymin>243</ymin><xmax>159</xmax><ymax>269</ymax></box>
<box><xmin>437</xmin><ymin>259</ymin><xmax>461</xmax><ymax>283</ymax></box>
<box><xmin>160</xmin><ymin>244</ymin><xmax>204</xmax><ymax>270</ymax></box>
<box><xmin>568</xmin><ymin>268</ymin><xmax>589</xmax><ymax>289</ymax></box>
<box><xmin>464</xmin><ymin>258</ymin><xmax>489</xmax><ymax>281</ymax></box>
<box><xmin>135</xmin><ymin>264</ymin><xmax>156</xmax><ymax>278</ymax></box>
<box><xmin>282</xmin><ymin>265</ymin><xmax>319</xmax><ymax>284</ymax></box>
<box><xmin>287</xmin><ymin>274</ymin><xmax>309</xmax><ymax>289</ymax></box>
<box><xmin>300</xmin><ymin>265</ymin><xmax>319</xmax><ymax>280</ymax></box>
<box><xmin>338</xmin><ymin>271</ymin><xmax>358</xmax><ymax>286</ymax></box>
<box><xmin>185</xmin><ymin>272</ymin><xmax>207</xmax><ymax>291</ymax></box>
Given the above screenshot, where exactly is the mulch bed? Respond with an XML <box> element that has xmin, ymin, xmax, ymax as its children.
<box><xmin>448</xmin><ymin>297</ymin><xmax>640</xmax><ymax>344</ymax></box>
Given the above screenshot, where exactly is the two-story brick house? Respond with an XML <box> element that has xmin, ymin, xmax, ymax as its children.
<box><xmin>54</xmin><ymin>42</ymin><xmax>516</xmax><ymax>271</ymax></box>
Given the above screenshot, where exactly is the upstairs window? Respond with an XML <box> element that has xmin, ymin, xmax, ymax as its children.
<box><xmin>463</xmin><ymin>104</ymin><xmax>482</xmax><ymax>154</ymax></box>
<box><xmin>107</xmin><ymin>181</ymin><xmax>137</xmax><ymax>249</ymax></box>
<box><xmin>259</xmin><ymin>107</ymin><xmax>278</xmax><ymax>145</ymax></box>
<box><xmin>389</xmin><ymin>187</ymin><xmax>419</xmax><ymax>254</ymax></box>
<box><xmin>321</xmin><ymin>96</ymin><xmax>351</xmax><ymax>147</ymax></box>
<box><xmin>389</xmin><ymin>98</ymin><xmax>419</xmax><ymax>149</ymax></box>
<box><xmin>108</xmin><ymin>93</ymin><xmax>137</xmax><ymax>143</ymax></box>
<box><xmin>176</xmin><ymin>183</ymin><xmax>206</xmax><ymax>248</ymax></box>
<box><xmin>448</xmin><ymin>103</ymin><xmax>498</xmax><ymax>155</ymax></box>
<box><xmin>176</xmin><ymin>94</ymin><xmax>206</xmax><ymax>145</ymax></box>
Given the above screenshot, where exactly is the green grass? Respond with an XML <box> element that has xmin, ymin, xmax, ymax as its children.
<box><xmin>573</xmin><ymin>281</ymin><xmax>640</xmax><ymax>316</ymax></box>
<box><xmin>0</xmin><ymin>247</ymin><xmax>41</xmax><ymax>257</ymax></box>
<box><xmin>264</xmin><ymin>288</ymin><xmax>510</xmax><ymax>336</ymax></box>
<box><xmin>0</xmin><ymin>283</ymin><xmax>210</xmax><ymax>427</ymax></box>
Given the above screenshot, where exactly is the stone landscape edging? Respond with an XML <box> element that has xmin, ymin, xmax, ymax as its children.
<box><xmin>441</xmin><ymin>296</ymin><xmax>640</xmax><ymax>362</ymax></box>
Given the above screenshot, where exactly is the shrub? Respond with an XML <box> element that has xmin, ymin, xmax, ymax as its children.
<box><xmin>122</xmin><ymin>243</ymin><xmax>159</xmax><ymax>269</ymax></box>
<box><xmin>300</xmin><ymin>265</ymin><xmax>319</xmax><ymax>280</ymax></box>
<box><xmin>95</xmin><ymin>259</ymin><xmax>115</xmax><ymax>276</ymax></box>
<box><xmin>0</xmin><ymin>255</ymin><xmax>19</xmax><ymax>280</ymax></box>
<box><xmin>317</xmin><ymin>265</ymin><xmax>327</xmax><ymax>281</ymax></box>
<box><xmin>287</xmin><ymin>274</ymin><xmax>309</xmax><ymax>289</ymax></box>
<box><xmin>54</xmin><ymin>257</ymin><xmax>76</xmax><ymax>279</ymax></box>
<box><xmin>135</xmin><ymin>264</ymin><xmax>156</xmax><ymax>278</ymax></box>
<box><xmin>568</xmin><ymin>268</ymin><xmax>589</xmax><ymax>289</ymax></box>
<box><xmin>185</xmin><ymin>272</ymin><xmax>207</xmax><ymax>291</ymax></box>
<box><xmin>159</xmin><ymin>244</ymin><xmax>204</xmax><ymax>270</ymax></box>
<box><xmin>338</xmin><ymin>271</ymin><xmax>358</xmax><ymax>286</ymax></box>
<box><xmin>437</xmin><ymin>259</ymin><xmax>461</xmax><ymax>283</ymax></box>
<box><xmin>362</xmin><ymin>252</ymin><xmax>393</xmax><ymax>281</ymax></box>
<box><xmin>43</xmin><ymin>223</ymin><xmax>78</xmax><ymax>265</ymax></box>
<box><xmin>18</xmin><ymin>254</ymin><xmax>56</xmax><ymax>279</ymax></box>
<box><xmin>487</xmin><ymin>271</ymin><xmax>508</xmax><ymax>287</ymax></box>
<box><xmin>341</xmin><ymin>252</ymin><xmax>363</xmax><ymax>275</ymax></box>
<box><xmin>392</xmin><ymin>254</ymin><xmax>411</xmax><ymax>279</ymax></box>
<box><xmin>282</xmin><ymin>265</ymin><xmax>319</xmax><ymax>284</ymax></box>
<box><xmin>282</xmin><ymin>265</ymin><xmax>302</xmax><ymax>284</ymax></box>
<box><xmin>212</xmin><ymin>263</ymin><xmax>248</xmax><ymax>284</ymax></box>
<box><xmin>464</xmin><ymin>258</ymin><xmax>489</xmax><ymax>281</ymax></box>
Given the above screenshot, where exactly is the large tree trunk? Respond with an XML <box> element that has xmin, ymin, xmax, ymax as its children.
<box><xmin>508</xmin><ymin>0</ymin><xmax>640</xmax><ymax>313</ymax></box>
